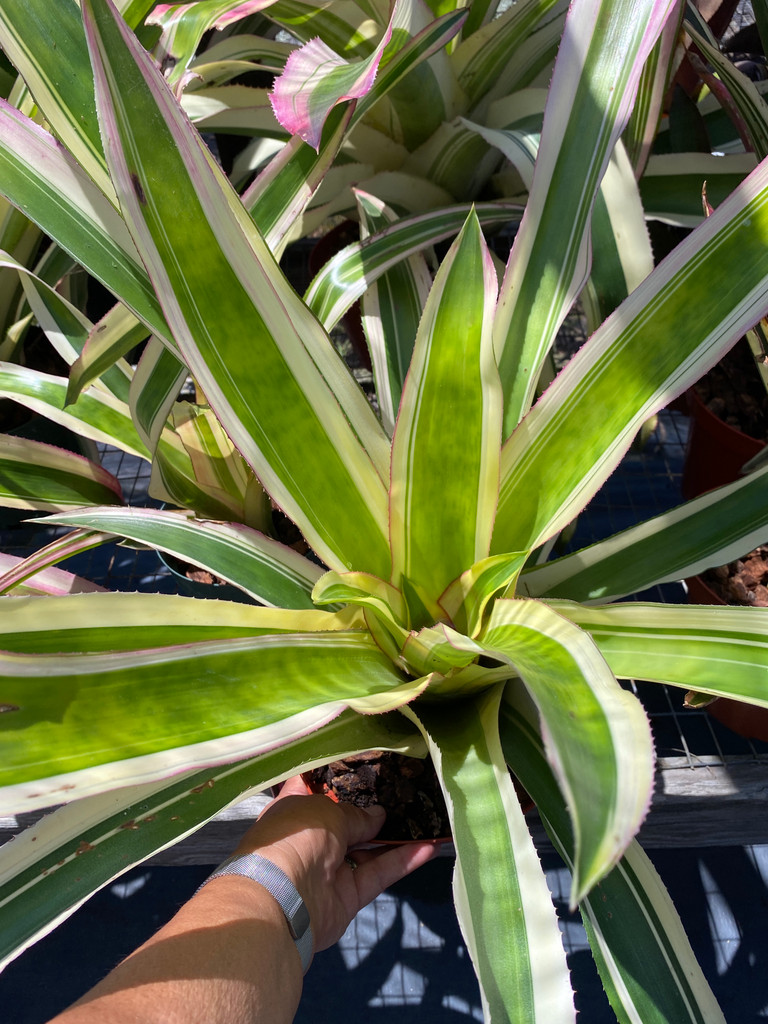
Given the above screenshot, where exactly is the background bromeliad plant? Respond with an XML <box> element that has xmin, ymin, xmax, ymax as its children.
<box><xmin>134</xmin><ymin>0</ymin><xmax>765</xmax><ymax>335</ymax></box>
<box><xmin>1</xmin><ymin>1</ymin><xmax>768</xmax><ymax>1022</ymax></box>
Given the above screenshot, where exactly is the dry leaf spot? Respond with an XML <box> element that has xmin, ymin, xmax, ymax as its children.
<box><xmin>130</xmin><ymin>173</ymin><xmax>147</xmax><ymax>205</ymax></box>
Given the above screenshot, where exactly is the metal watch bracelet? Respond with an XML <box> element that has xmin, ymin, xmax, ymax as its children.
<box><xmin>196</xmin><ymin>852</ymin><xmax>313</xmax><ymax>973</ymax></box>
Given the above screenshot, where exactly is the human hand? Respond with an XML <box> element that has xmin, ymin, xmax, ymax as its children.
<box><xmin>48</xmin><ymin>778</ymin><xmax>439</xmax><ymax>1024</ymax></box>
<box><xmin>231</xmin><ymin>777</ymin><xmax>439</xmax><ymax>955</ymax></box>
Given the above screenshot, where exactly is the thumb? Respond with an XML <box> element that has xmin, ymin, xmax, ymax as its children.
<box><xmin>339</xmin><ymin>800</ymin><xmax>386</xmax><ymax>846</ymax></box>
<box><xmin>275</xmin><ymin>776</ymin><xmax>309</xmax><ymax>799</ymax></box>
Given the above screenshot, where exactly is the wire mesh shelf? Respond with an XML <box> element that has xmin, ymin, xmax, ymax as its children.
<box><xmin>723</xmin><ymin>0</ymin><xmax>756</xmax><ymax>45</ymax></box>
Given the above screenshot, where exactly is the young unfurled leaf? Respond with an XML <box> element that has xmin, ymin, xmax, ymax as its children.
<box><xmin>270</xmin><ymin>3</ymin><xmax>398</xmax><ymax>149</ymax></box>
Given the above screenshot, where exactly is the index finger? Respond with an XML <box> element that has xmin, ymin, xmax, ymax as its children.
<box><xmin>274</xmin><ymin>775</ymin><xmax>387</xmax><ymax>848</ymax></box>
<box><xmin>353</xmin><ymin>841</ymin><xmax>439</xmax><ymax>906</ymax></box>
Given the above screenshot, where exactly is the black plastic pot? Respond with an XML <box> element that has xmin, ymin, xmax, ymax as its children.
<box><xmin>158</xmin><ymin>549</ymin><xmax>258</xmax><ymax>605</ymax></box>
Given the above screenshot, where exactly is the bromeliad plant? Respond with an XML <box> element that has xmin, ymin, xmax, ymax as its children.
<box><xmin>1</xmin><ymin>1</ymin><xmax>768</xmax><ymax>1021</ymax></box>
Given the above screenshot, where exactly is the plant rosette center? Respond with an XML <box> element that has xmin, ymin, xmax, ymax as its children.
<box><xmin>311</xmin><ymin>567</ymin><xmax>517</xmax><ymax>695</ymax></box>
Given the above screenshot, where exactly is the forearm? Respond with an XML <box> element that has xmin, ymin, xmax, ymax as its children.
<box><xmin>47</xmin><ymin>782</ymin><xmax>436</xmax><ymax>1024</ymax></box>
<box><xmin>50</xmin><ymin>875</ymin><xmax>303</xmax><ymax>1024</ymax></box>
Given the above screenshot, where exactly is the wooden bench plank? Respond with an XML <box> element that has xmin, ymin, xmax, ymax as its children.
<box><xmin>3</xmin><ymin>758</ymin><xmax>767</xmax><ymax>863</ymax></box>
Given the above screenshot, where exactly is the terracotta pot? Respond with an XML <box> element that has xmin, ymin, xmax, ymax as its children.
<box><xmin>686</xmin><ymin>568</ymin><xmax>768</xmax><ymax>742</ymax></box>
<box><xmin>707</xmin><ymin>695</ymin><xmax>768</xmax><ymax>743</ymax></box>
<box><xmin>685</xmin><ymin>572</ymin><xmax>724</xmax><ymax>605</ymax></box>
<box><xmin>681</xmin><ymin>386</ymin><xmax>765</xmax><ymax>500</ymax></box>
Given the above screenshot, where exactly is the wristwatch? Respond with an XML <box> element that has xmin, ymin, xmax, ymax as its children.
<box><xmin>196</xmin><ymin>852</ymin><xmax>313</xmax><ymax>973</ymax></box>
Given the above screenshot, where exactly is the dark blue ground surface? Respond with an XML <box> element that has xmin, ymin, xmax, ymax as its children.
<box><xmin>3</xmin><ymin>845</ymin><xmax>768</xmax><ymax>1022</ymax></box>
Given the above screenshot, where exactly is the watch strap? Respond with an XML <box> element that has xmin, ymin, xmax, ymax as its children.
<box><xmin>197</xmin><ymin>852</ymin><xmax>313</xmax><ymax>973</ymax></box>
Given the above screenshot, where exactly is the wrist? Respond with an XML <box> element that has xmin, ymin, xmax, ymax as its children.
<box><xmin>197</xmin><ymin>851</ymin><xmax>314</xmax><ymax>973</ymax></box>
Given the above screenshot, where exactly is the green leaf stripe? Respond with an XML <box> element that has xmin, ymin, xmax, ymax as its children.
<box><xmin>480</xmin><ymin>598</ymin><xmax>654</xmax><ymax>900</ymax></box>
<box><xmin>305</xmin><ymin>201</ymin><xmax>520</xmax><ymax>332</ymax></box>
<box><xmin>0</xmin><ymin>363</ymin><xmax>148</xmax><ymax>459</ymax></box>
<box><xmin>389</xmin><ymin>210</ymin><xmax>501</xmax><ymax>616</ymax></box>
<box><xmin>0</xmin><ymin>629</ymin><xmax>413</xmax><ymax>811</ymax></box>
<box><xmin>39</xmin><ymin>506</ymin><xmax>324</xmax><ymax>609</ymax></box>
<box><xmin>494</xmin><ymin>156</ymin><xmax>768</xmax><ymax>556</ymax></box>
<box><xmin>493</xmin><ymin>0</ymin><xmax>677</xmax><ymax>431</ymax></box>
<box><xmin>551</xmin><ymin>600</ymin><xmax>768</xmax><ymax>706</ymax></box>
<box><xmin>83</xmin><ymin>0</ymin><xmax>392</xmax><ymax>576</ymax></box>
<box><xmin>454</xmin><ymin>0</ymin><xmax>565</xmax><ymax>108</ymax></box>
<box><xmin>0</xmin><ymin>591</ymin><xmax>356</xmax><ymax>654</ymax></box>
<box><xmin>129</xmin><ymin>337</ymin><xmax>188</xmax><ymax>451</ymax></box>
<box><xmin>408</xmin><ymin>690</ymin><xmax>577</xmax><ymax>1023</ymax></box>
<box><xmin>244</xmin><ymin>104</ymin><xmax>354</xmax><ymax>252</ymax></box>
<box><xmin>499</xmin><ymin>690</ymin><xmax>725</xmax><ymax>1024</ymax></box>
<box><xmin>0</xmin><ymin>434</ymin><xmax>122</xmax><ymax>512</ymax></box>
<box><xmin>520</xmin><ymin>463</ymin><xmax>768</xmax><ymax>602</ymax></box>
<box><xmin>621</xmin><ymin>5</ymin><xmax>682</xmax><ymax>176</ymax></box>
